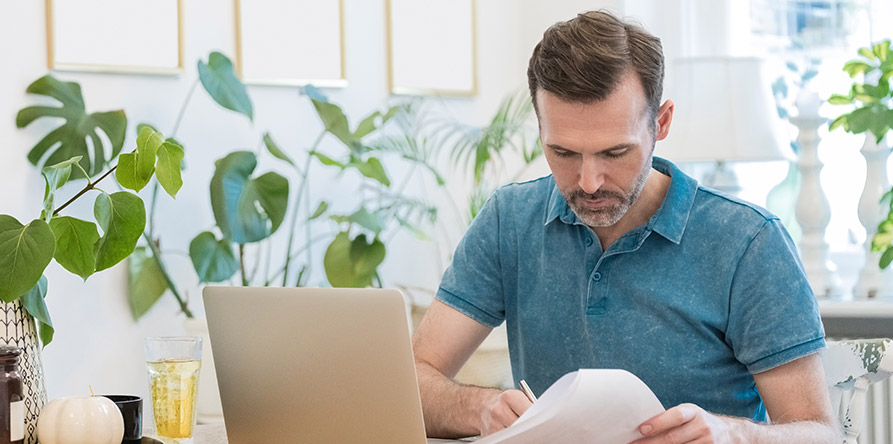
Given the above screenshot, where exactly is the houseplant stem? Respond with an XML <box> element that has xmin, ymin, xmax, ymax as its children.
<box><xmin>52</xmin><ymin>166</ymin><xmax>117</xmax><ymax>217</ymax></box>
<box><xmin>142</xmin><ymin>232</ymin><xmax>193</xmax><ymax>318</ymax></box>
<box><xmin>281</xmin><ymin>130</ymin><xmax>325</xmax><ymax>285</ymax></box>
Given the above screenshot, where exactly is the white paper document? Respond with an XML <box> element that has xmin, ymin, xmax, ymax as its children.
<box><xmin>475</xmin><ymin>369</ymin><xmax>666</xmax><ymax>444</ymax></box>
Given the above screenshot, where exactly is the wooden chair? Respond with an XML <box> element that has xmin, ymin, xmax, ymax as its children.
<box><xmin>821</xmin><ymin>338</ymin><xmax>893</xmax><ymax>444</ymax></box>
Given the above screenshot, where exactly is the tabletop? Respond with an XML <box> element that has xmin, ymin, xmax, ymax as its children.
<box><xmin>187</xmin><ymin>424</ymin><xmax>468</xmax><ymax>443</ymax></box>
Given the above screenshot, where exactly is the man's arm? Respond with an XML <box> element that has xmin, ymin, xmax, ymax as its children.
<box><xmin>632</xmin><ymin>352</ymin><xmax>839</xmax><ymax>444</ymax></box>
<box><xmin>412</xmin><ymin>299</ymin><xmax>532</xmax><ymax>438</ymax></box>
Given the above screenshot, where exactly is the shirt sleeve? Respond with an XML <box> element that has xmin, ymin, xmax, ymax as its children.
<box><xmin>435</xmin><ymin>191</ymin><xmax>506</xmax><ymax>328</ymax></box>
<box><xmin>726</xmin><ymin>218</ymin><xmax>826</xmax><ymax>374</ymax></box>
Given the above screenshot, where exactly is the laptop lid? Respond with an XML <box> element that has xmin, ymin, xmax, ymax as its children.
<box><xmin>203</xmin><ymin>286</ymin><xmax>428</xmax><ymax>443</ymax></box>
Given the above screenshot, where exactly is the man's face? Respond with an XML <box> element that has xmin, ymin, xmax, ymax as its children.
<box><xmin>536</xmin><ymin>71</ymin><xmax>667</xmax><ymax>228</ymax></box>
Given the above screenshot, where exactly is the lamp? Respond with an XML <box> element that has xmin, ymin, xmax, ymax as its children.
<box><xmin>658</xmin><ymin>56</ymin><xmax>793</xmax><ymax>194</ymax></box>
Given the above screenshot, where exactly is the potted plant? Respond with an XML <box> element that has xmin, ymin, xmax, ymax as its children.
<box><xmin>829</xmin><ymin>41</ymin><xmax>893</xmax><ymax>290</ymax></box>
<box><xmin>399</xmin><ymin>91</ymin><xmax>542</xmax><ymax>390</ymax></box>
<box><xmin>186</xmin><ymin>87</ymin><xmax>442</xmax><ymax>290</ymax></box>
<box><xmin>7</xmin><ymin>75</ymin><xmax>184</xmax><ymax>444</ymax></box>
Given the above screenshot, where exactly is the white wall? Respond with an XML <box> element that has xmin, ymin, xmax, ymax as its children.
<box><xmin>0</xmin><ymin>0</ymin><xmax>621</xmax><ymax>406</ymax></box>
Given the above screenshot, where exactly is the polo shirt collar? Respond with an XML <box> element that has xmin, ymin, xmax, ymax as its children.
<box><xmin>543</xmin><ymin>156</ymin><xmax>698</xmax><ymax>244</ymax></box>
<box><xmin>649</xmin><ymin>156</ymin><xmax>697</xmax><ymax>244</ymax></box>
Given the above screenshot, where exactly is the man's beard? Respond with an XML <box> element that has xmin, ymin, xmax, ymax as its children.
<box><xmin>562</xmin><ymin>158</ymin><xmax>651</xmax><ymax>227</ymax></box>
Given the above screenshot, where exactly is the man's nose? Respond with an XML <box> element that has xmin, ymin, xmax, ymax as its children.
<box><xmin>579</xmin><ymin>157</ymin><xmax>605</xmax><ymax>194</ymax></box>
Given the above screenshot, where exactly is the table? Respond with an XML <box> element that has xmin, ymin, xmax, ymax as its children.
<box><xmin>190</xmin><ymin>424</ymin><xmax>468</xmax><ymax>443</ymax></box>
<box><xmin>819</xmin><ymin>299</ymin><xmax>893</xmax><ymax>338</ymax></box>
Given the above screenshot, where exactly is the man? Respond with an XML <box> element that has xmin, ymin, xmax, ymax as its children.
<box><xmin>412</xmin><ymin>9</ymin><xmax>838</xmax><ymax>444</ymax></box>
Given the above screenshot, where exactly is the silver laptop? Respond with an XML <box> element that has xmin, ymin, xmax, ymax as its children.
<box><xmin>203</xmin><ymin>286</ymin><xmax>432</xmax><ymax>443</ymax></box>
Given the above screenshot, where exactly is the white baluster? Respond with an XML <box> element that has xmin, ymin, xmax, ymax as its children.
<box><xmin>792</xmin><ymin>90</ymin><xmax>842</xmax><ymax>298</ymax></box>
<box><xmin>855</xmin><ymin>134</ymin><xmax>893</xmax><ymax>299</ymax></box>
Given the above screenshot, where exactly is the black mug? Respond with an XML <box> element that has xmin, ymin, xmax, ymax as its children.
<box><xmin>102</xmin><ymin>395</ymin><xmax>142</xmax><ymax>443</ymax></box>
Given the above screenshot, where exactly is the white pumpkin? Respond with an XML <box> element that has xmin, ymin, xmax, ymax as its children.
<box><xmin>37</xmin><ymin>396</ymin><xmax>124</xmax><ymax>444</ymax></box>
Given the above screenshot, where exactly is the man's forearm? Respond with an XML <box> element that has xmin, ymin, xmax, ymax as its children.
<box><xmin>728</xmin><ymin>416</ymin><xmax>839</xmax><ymax>444</ymax></box>
<box><xmin>415</xmin><ymin>360</ymin><xmax>500</xmax><ymax>438</ymax></box>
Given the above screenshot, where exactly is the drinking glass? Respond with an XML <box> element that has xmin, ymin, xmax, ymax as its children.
<box><xmin>145</xmin><ymin>337</ymin><xmax>202</xmax><ymax>444</ymax></box>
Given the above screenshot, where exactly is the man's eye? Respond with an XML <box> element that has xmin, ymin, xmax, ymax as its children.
<box><xmin>553</xmin><ymin>150</ymin><xmax>575</xmax><ymax>158</ymax></box>
<box><xmin>604</xmin><ymin>149</ymin><xmax>629</xmax><ymax>158</ymax></box>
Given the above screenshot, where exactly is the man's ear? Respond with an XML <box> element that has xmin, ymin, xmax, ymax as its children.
<box><xmin>654</xmin><ymin>99</ymin><xmax>674</xmax><ymax>141</ymax></box>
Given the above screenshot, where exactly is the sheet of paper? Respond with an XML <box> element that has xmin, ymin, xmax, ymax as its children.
<box><xmin>476</xmin><ymin>369</ymin><xmax>666</xmax><ymax>444</ymax></box>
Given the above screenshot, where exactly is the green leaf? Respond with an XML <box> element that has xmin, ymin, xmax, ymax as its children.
<box><xmin>353</xmin><ymin>111</ymin><xmax>383</xmax><ymax>141</ymax></box>
<box><xmin>0</xmin><ymin>216</ymin><xmax>55</xmax><ymax>303</ymax></box>
<box><xmin>16</xmin><ymin>75</ymin><xmax>126</xmax><ymax>178</ymax></box>
<box><xmin>323</xmin><ymin>232</ymin><xmax>386</xmax><ymax>287</ymax></box>
<box><xmin>308</xmin><ymin>201</ymin><xmax>329</xmax><ymax>220</ymax></box>
<box><xmin>309</xmin><ymin>150</ymin><xmax>346</xmax><ymax>168</ymax></box>
<box><xmin>829</xmin><ymin>114</ymin><xmax>847</xmax><ymax>132</ymax></box>
<box><xmin>41</xmin><ymin>156</ymin><xmax>83</xmax><ymax>222</ymax></box>
<box><xmin>873</xmin><ymin>40</ymin><xmax>891</xmax><ymax>62</ymax></box>
<box><xmin>48</xmin><ymin>216</ymin><xmax>99</xmax><ymax>280</ymax></box>
<box><xmin>20</xmin><ymin>276</ymin><xmax>53</xmax><ymax>347</ymax></box>
<box><xmin>210</xmin><ymin>151</ymin><xmax>290</xmax><ymax>243</ymax></box>
<box><xmin>311</xmin><ymin>99</ymin><xmax>355</xmax><ymax>148</ymax></box>
<box><xmin>828</xmin><ymin>94</ymin><xmax>854</xmax><ymax>106</ymax></box>
<box><xmin>127</xmin><ymin>247</ymin><xmax>168</xmax><ymax>321</ymax></box>
<box><xmin>263</xmin><ymin>132</ymin><xmax>295</xmax><ymax>167</ymax></box>
<box><xmin>346</xmin><ymin>207</ymin><xmax>385</xmax><ymax>234</ymax></box>
<box><xmin>189</xmin><ymin>231</ymin><xmax>239</xmax><ymax>283</ymax></box>
<box><xmin>155</xmin><ymin>141</ymin><xmax>185</xmax><ymax>197</ymax></box>
<box><xmin>842</xmin><ymin>60</ymin><xmax>873</xmax><ymax>78</ymax></box>
<box><xmin>198</xmin><ymin>52</ymin><xmax>254</xmax><ymax>121</ymax></box>
<box><xmin>42</xmin><ymin>156</ymin><xmax>81</xmax><ymax>193</ymax></box>
<box><xmin>859</xmin><ymin>46</ymin><xmax>875</xmax><ymax>60</ymax></box>
<box><xmin>353</xmin><ymin>106</ymin><xmax>402</xmax><ymax>141</ymax></box>
<box><xmin>881</xmin><ymin>247</ymin><xmax>893</xmax><ymax>269</ymax></box>
<box><xmin>352</xmin><ymin>157</ymin><xmax>391</xmax><ymax>187</ymax></box>
<box><xmin>116</xmin><ymin>126</ymin><xmax>164</xmax><ymax>192</ymax></box>
<box><xmin>93</xmin><ymin>192</ymin><xmax>146</xmax><ymax>272</ymax></box>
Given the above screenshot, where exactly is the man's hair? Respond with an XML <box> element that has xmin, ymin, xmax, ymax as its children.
<box><xmin>527</xmin><ymin>10</ymin><xmax>664</xmax><ymax>120</ymax></box>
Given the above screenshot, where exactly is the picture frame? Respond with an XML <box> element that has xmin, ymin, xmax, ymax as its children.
<box><xmin>46</xmin><ymin>0</ymin><xmax>184</xmax><ymax>75</ymax></box>
<box><xmin>386</xmin><ymin>0</ymin><xmax>477</xmax><ymax>97</ymax></box>
<box><xmin>234</xmin><ymin>0</ymin><xmax>347</xmax><ymax>87</ymax></box>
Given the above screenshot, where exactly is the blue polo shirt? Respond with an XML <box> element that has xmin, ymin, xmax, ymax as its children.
<box><xmin>436</xmin><ymin>156</ymin><xmax>825</xmax><ymax>421</ymax></box>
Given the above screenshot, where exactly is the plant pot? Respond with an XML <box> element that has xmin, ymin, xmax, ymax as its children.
<box><xmin>0</xmin><ymin>300</ymin><xmax>47</xmax><ymax>444</ymax></box>
<box><xmin>182</xmin><ymin>317</ymin><xmax>224</xmax><ymax>424</ymax></box>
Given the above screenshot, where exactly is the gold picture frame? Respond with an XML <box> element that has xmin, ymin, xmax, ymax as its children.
<box><xmin>386</xmin><ymin>0</ymin><xmax>478</xmax><ymax>97</ymax></box>
<box><xmin>234</xmin><ymin>0</ymin><xmax>347</xmax><ymax>88</ymax></box>
<box><xmin>46</xmin><ymin>0</ymin><xmax>184</xmax><ymax>75</ymax></box>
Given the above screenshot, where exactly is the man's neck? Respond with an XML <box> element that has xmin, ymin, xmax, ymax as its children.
<box><xmin>592</xmin><ymin>169</ymin><xmax>671</xmax><ymax>250</ymax></box>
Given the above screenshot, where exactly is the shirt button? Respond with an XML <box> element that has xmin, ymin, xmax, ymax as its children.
<box><xmin>585</xmin><ymin>237</ymin><xmax>593</xmax><ymax>246</ymax></box>
<box><xmin>593</xmin><ymin>272</ymin><xmax>602</xmax><ymax>281</ymax></box>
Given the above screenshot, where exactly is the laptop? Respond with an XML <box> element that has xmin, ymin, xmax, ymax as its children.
<box><xmin>203</xmin><ymin>286</ymin><xmax>443</xmax><ymax>443</ymax></box>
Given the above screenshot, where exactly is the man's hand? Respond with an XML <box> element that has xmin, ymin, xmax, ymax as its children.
<box><xmin>480</xmin><ymin>389</ymin><xmax>533</xmax><ymax>436</ymax></box>
<box><xmin>631</xmin><ymin>403</ymin><xmax>739</xmax><ymax>444</ymax></box>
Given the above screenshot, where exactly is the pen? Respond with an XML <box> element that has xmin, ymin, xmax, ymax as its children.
<box><xmin>519</xmin><ymin>379</ymin><xmax>537</xmax><ymax>403</ymax></box>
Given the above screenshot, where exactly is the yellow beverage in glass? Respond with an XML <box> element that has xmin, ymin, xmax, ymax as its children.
<box><xmin>147</xmin><ymin>359</ymin><xmax>201</xmax><ymax>440</ymax></box>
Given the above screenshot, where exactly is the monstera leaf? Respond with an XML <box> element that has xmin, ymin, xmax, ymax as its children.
<box><xmin>210</xmin><ymin>151</ymin><xmax>289</xmax><ymax>244</ymax></box>
<box><xmin>16</xmin><ymin>75</ymin><xmax>126</xmax><ymax>178</ymax></box>
<box><xmin>198</xmin><ymin>52</ymin><xmax>253</xmax><ymax>121</ymax></box>
<box><xmin>323</xmin><ymin>232</ymin><xmax>386</xmax><ymax>288</ymax></box>
<box><xmin>189</xmin><ymin>231</ymin><xmax>239</xmax><ymax>283</ymax></box>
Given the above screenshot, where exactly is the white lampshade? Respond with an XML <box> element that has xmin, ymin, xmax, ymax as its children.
<box><xmin>659</xmin><ymin>56</ymin><xmax>793</xmax><ymax>163</ymax></box>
